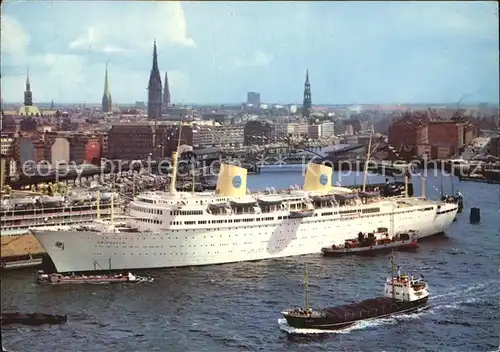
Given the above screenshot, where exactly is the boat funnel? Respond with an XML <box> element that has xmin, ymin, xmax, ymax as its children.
<box><xmin>216</xmin><ymin>163</ymin><xmax>247</xmax><ymax>197</ymax></box>
<box><xmin>303</xmin><ymin>163</ymin><xmax>333</xmax><ymax>192</ymax></box>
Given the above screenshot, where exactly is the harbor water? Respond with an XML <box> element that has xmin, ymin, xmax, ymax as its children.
<box><xmin>2</xmin><ymin>170</ymin><xmax>499</xmax><ymax>351</ymax></box>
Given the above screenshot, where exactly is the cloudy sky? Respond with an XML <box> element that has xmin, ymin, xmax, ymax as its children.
<box><xmin>1</xmin><ymin>1</ymin><xmax>498</xmax><ymax>105</ymax></box>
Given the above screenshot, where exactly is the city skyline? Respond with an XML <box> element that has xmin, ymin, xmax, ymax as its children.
<box><xmin>1</xmin><ymin>1</ymin><xmax>499</xmax><ymax>105</ymax></box>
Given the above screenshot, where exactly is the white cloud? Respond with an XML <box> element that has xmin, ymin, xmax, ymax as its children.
<box><xmin>69</xmin><ymin>26</ymin><xmax>100</xmax><ymax>51</ymax></box>
<box><xmin>1</xmin><ymin>53</ymin><xmax>89</xmax><ymax>103</ymax></box>
<box><xmin>161</xmin><ymin>1</ymin><xmax>196</xmax><ymax>47</ymax></box>
<box><xmin>0</xmin><ymin>15</ymin><xmax>30</xmax><ymax>58</ymax></box>
<box><xmin>234</xmin><ymin>51</ymin><xmax>273</xmax><ymax>67</ymax></box>
<box><xmin>102</xmin><ymin>45</ymin><xmax>129</xmax><ymax>55</ymax></box>
<box><xmin>68</xmin><ymin>2</ymin><xmax>195</xmax><ymax>54</ymax></box>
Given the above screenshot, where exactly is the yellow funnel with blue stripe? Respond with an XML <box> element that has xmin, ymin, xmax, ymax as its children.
<box><xmin>303</xmin><ymin>163</ymin><xmax>332</xmax><ymax>191</ymax></box>
<box><xmin>216</xmin><ymin>163</ymin><xmax>247</xmax><ymax>197</ymax></box>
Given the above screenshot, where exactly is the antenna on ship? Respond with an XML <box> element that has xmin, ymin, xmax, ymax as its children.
<box><xmin>110</xmin><ymin>192</ymin><xmax>115</xmax><ymax>226</ymax></box>
<box><xmin>440</xmin><ymin>177</ymin><xmax>444</xmax><ymax>199</ymax></box>
<box><xmin>390</xmin><ymin>251</ymin><xmax>396</xmax><ymax>300</ymax></box>
<box><xmin>362</xmin><ymin>126</ymin><xmax>374</xmax><ymax>192</ymax></box>
<box><xmin>169</xmin><ymin>116</ymin><xmax>183</xmax><ymax>194</ymax></box>
<box><xmin>96</xmin><ymin>190</ymin><xmax>100</xmax><ymax>220</ymax></box>
<box><xmin>304</xmin><ymin>263</ymin><xmax>310</xmax><ymax>312</ymax></box>
<box><xmin>404</xmin><ymin>171</ymin><xmax>409</xmax><ymax>198</ymax></box>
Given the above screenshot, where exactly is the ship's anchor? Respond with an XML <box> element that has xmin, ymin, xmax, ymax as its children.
<box><xmin>55</xmin><ymin>241</ymin><xmax>65</xmax><ymax>250</ymax></box>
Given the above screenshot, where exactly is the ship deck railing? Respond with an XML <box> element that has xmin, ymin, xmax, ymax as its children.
<box><xmin>1</xmin><ymin>214</ymin><xmax>129</xmax><ymax>232</ymax></box>
<box><xmin>1</xmin><ymin>208</ymin><xmax>123</xmax><ymax>222</ymax></box>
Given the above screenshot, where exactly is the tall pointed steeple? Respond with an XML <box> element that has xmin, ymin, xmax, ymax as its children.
<box><xmin>24</xmin><ymin>66</ymin><xmax>33</xmax><ymax>106</ymax></box>
<box><xmin>302</xmin><ymin>69</ymin><xmax>312</xmax><ymax>120</ymax></box>
<box><xmin>163</xmin><ymin>71</ymin><xmax>171</xmax><ymax>109</ymax></box>
<box><xmin>148</xmin><ymin>40</ymin><xmax>163</xmax><ymax>119</ymax></box>
<box><xmin>102</xmin><ymin>63</ymin><xmax>112</xmax><ymax>113</ymax></box>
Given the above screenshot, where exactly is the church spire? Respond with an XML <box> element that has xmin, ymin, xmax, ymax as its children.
<box><xmin>152</xmin><ymin>40</ymin><xmax>159</xmax><ymax>72</ymax></box>
<box><xmin>24</xmin><ymin>66</ymin><xmax>33</xmax><ymax>106</ymax></box>
<box><xmin>148</xmin><ymin>40</ymin><xmax>163</xmax><ymax>120</ymax></box>
<box><xmin>163</xmin><ymin>71</ymin><xmax>171</xmax><ymax>109</ymax></box>
<box><xmin>302</xmin><ymin>69</ymin><xmax>311</xmax><ymax>120</ymax></box>
<box><xmin>102</xmin><ymin>62</ymin><xmax>112</xmax><ymax>113</ymax></box>
<box><xmin>26</xmin><ymin>66</ymin><xmax>31</xmax><ymax>90</ymax></box>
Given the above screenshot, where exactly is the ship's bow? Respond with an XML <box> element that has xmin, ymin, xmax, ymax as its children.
<box><xmin>32</xmin><ymin>229</ymin><xmax>93</xmax><ymax>273</ymax></box>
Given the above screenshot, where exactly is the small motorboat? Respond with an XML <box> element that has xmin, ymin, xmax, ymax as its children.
<box><xmin>37</xmin><ymin>271</ymin><xmax>154</xmax><ymax>285</ymax></box>
<box><xmin>1</xmin><ymin>312</ymin><xmax>68</xmax><ymax>326</ymax></box>
<box><xmin>321</xmin><ymin>228</ymin><xmax>418</xmax><ymax>256</ymax></box>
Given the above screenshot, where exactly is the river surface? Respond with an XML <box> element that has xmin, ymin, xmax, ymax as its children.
<box><xmin>2</xmin><ymin>170</ymin><xmax>499</xmax><ymax>352</ymax></box>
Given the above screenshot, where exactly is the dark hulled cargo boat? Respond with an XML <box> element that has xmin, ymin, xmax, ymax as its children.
<box><xmin>281</xmin><ymin>256</ymin><xmax>429</xmax><ymax>331</ymax></box>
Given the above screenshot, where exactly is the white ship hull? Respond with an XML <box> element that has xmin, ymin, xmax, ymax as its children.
<box><xmin>34</xmin><ymin>202</ymin><xmax>458</xmax><ymax>273</ymax></box>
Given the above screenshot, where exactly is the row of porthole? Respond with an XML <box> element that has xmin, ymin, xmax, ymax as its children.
<box><xmin>92</xmin><ymin>217</ymin><xmax>415</xmax><ymax>244</ymax></box>
<box><xmin>94</xmin><ymin>222</ymin><xmax>413</xmax><ymax>245</ymax></box>
<box><xmin>96</xmin><ymin>242</ymin><xmax>271</xmax><ymax>249</ymax></box>
<box><xmin>164</xmin><ymin>212</ymin><xmax>417</xmax><ymax>229</ymax></box>
<box><xmin>93</xmin><ymin>252</ymin><xmax>237</xmax><ymax>256</ymax></box>
<box><xmin>120</xmin><ymin>219</ymin><xmax>412</xmax><ymax>243</ymax></box>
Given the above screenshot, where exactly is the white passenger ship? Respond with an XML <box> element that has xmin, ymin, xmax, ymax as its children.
<box><xmin>33</xmin><ymin>152</ymin><xmax>459</xmax><ymax>273</ymax></box>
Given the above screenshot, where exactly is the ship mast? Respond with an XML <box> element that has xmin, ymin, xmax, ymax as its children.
<box><xmin>421</xmin><ymin>176</ymin><xmax>426</xmax><ymax>199</ymax></box>
<box><xmin>110</xmin><ymin>192</ymin><xmax>115</xmax><ymax>226</ymax></box>
<box><xmin>304</xmin><ymin>263</ymin><xmax>310</xmax><ymax>311</ymax></box>
<box><xmin>169</xmin><ymin>117</ymin><xmax>183</xmax><ymax>194</ymax></box>
<box><xmin>132</xmin><ymin>174</ymin><xmax>136</xmax><ymax>198</ymax></box>
<box><xmin>362</xmin><ymin>126</ymin><xmax>374</xmax><ymax>192</ymax></box>
<box><xmin>191</xmin><ymin>157</ymin><xmax>196</xmax><ymax>194</ymax></box>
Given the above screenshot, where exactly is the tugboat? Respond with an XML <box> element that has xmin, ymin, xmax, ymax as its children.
<box><xmin>280</xmin><ymin>255</ymin><xmax>429</xmax><ymax>331</ymax></box>
<box><xmin>37</xmin><ymin>271</ymin><xmax>153</xmax><ymax>285</ymax></box>
<box><xmin>321</xmin><ymin>228</ymin><xmax>418</xmax><ymax>256</ymax></box>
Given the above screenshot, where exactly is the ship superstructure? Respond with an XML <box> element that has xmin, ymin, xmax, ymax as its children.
<box><xmin>1</xmin><ymin>191</ymin><xmax>122</xmax><ymax>236</ymax></box>
<box><xmin>34</xmin><ymin>151</ymin><xmax>459</xmax><ymax>273</ymax></box>
<box><xmin>1</xmin><ymin>190</ymin><xmax>124</xmax><ymax>268</ymax></box>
